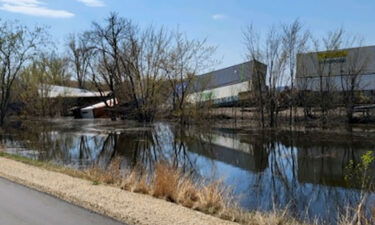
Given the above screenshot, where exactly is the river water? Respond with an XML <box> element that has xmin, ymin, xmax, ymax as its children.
<box><xmin>1</xmin><ymin>118</ymin><xmax>374</xmax><ymax>224</ymax></box>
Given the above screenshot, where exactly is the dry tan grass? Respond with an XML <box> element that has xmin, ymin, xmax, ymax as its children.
<box><xmin>150</xmin><ymin>163</ymin><xmax>234</xmax><ymax>217</ymax></box>
<box><xmin>94</xmin><ymin>161</ymin><xmax>235</xmax><ymax>219</ymax></box>
<box><xmin>1</xmin><ymin>152</ymin><xmax>374</xmax><ymax>225</ymax></box>
<box><xmin>196</xmin><ymin>181</ymin><xmax>227</xmax><ymax>214</ymax></box>
<box><xmin>85</xmin><ymin>157</ymin><xmax>122</xmax><ymax>185</ymax></box>
<box><xmin>152</xmin><ymin>163</ymin><xmax>180</xmax><ymax>202</ymax></box>
<box><xmin>69</xmin><ymin>161</ymin><xmax>375</xmax><ymax>225</ymax></box>
<box><xmin>125</xmin><ymin>170</ymin><xmax>150</xmax><ymax>194</ymax></box>
<box><xmin>337</xmin><ymin>204</ymin><xmax>375</xmax><ymax>225</ymax></box>
<box><xmin>177</xmin><ymin>178</ymin><xmax>200</xmax><ymax>209</ymax></box>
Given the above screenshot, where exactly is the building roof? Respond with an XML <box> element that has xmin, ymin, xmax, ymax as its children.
<box><xmin>192</xmin><ymin>60</ymin><xmax>263</xmax><ymax>92</ymax></box>
<box><xmin>40</xmin><ymin>85</ymin><xmax>110</xmax><ymax>98</ymax></box>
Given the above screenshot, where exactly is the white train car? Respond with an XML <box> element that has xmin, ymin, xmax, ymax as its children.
<box><xmin>80</xmin><ymin>98</ymin><xmax>117</xmax><ymax>119</ymax></box>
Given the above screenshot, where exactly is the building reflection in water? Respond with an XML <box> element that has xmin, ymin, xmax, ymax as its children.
<box><xmin>1</xmin><ymin>119</ymin><xmax>374</xmax><ymax>224</ymax></box>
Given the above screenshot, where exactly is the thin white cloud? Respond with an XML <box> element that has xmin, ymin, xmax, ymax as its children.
<box><xmin>212</xmin><ymin>14</ymin><xmax>227</xmax><ymax>20</ymax></box>
<box><xmin>1</xmin><ymin>0</ymin><xmax>40</xmax><ymax>7</ymax></box>
<box><xmin>0</xmin><ymin>0</ymin><xmax>74</xmax><ymax>18</ymax></box>
<box><xmin>76</xmin><ymin>0</ymin><xmax>105</xmax><ymax>7</ymax></box>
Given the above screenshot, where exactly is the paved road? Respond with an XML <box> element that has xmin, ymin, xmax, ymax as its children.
<box><xmin>0</xmin><ymin>177</ymin><xmax>125</xmax><ymax>225</ymax></box>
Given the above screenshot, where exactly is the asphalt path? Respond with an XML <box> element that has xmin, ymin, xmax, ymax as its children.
<box><xmin>0</xmin><ymin>177</ymin><xmax>125</xmax><ymax>225</ymax></box>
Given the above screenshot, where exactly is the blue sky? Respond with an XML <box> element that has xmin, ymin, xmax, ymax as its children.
<box><xmin>1</xmin><ymin>0</ymin><xmax>375</xmax><ymax>68</ymax></box>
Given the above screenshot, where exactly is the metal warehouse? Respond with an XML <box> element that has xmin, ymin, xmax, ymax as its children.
<box><xmin>189</xmin><ymin>60</ymin><xmax>267</xmax><ymax>105</ymax></box>
<box><xmin>296</xmin><ymin>45</ymin><xmax>375</xmax><ymax>92</ymax></box>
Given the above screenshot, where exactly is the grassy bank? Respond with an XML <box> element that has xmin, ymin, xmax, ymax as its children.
<box><xmin>0</xmin><ymin>151</ymin><xmax>373</xmax><ymax>225</ymax></box>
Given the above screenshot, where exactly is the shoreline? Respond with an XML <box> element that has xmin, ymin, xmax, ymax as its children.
<box><xmin>0</xmin><ymin>140</ymin><xmax>373</xmax><ymax>225</ymax></box>
<box><xmin>6</xmin><ymin>116</ymin><xmax>375</xmax><ymax>138</ymax></box>
<box><xmin>1</xmin><ymin>118</ymin><xmax>374</xmax><ymax>225</ymax></box>
<box><xmin>0</xmin><ymin>155</ymin><xmax>237</xmax><ymax>225</ymax></box>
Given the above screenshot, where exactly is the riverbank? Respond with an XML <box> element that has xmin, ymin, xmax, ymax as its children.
<box><xmin>0</xmin><ymin>152</ymin><xmax>311</xmax><ymax>225</ymax></box>
<box><xmin>0</xmin><ymin>150</ymin><xmax>373</xmax><ymax>225</ymax></box>
<box><xmin>1</xmin><ymin>118</ymin><xmax>375</xmax><ymax>225</ymax></box>
<box><xmin>0</xmin><ymin>155</ymin><xmax>237</xmax><ymax>225</ymax></box>
<box><xmin>6</xmin><ymin>115</ymin><xmax>375</xmax><ymax>137</ymax></box>
<box><xmin>192</xmin><ymin>107</ymin><xmax>375</xmax><ymax>134</ymax></box>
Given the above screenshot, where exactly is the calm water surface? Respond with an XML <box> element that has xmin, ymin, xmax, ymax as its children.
<box><xmin>1</xmin><ymin>118</ymin><xmax>375</xmax><ymax>224</ymax></box>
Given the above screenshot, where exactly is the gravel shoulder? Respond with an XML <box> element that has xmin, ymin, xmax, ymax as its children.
<box><xmin>0</xmin><ymin>157</ymin><xmax>237</xmax><ymax>225</ymax></box>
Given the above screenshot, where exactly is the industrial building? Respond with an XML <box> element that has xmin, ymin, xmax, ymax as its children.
<box><xmin>296</xmin><ymin>46</ymin><xmax>375</xmax><ymax>92</ymax></box>
<box><xmin>40</xmin><ymin>85</ymin><xmax>114</xmax><ymax>118</ymax></box>
<box><xmin>41</xmin><ymin>85</ymin><xmax>109</xmax><ymax>98</ymax></box>
<box><xmin>188</xmin><ymin>60</ymin><xmax>267</xmax><ymax>106</ymax></box>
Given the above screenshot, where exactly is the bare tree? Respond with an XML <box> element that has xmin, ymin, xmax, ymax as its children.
<box><xmin>295</xmin><ymin>57</ymin><xmax>315</xmax><ymax>120</ymax></box>
<box><xmin>121</xmin><ymin>25</ymin><xmax>172</xmax><ymax>122</ymax></box>
<box><xmin>67</xmin><ymin>32</ymin><xmax>93</xmax><ymax>89</ymax></box>
<box><xmin>90</xmin><ymin>14</ymin><xmax>173</xmax><ymax>121</ymax></box>
<box><xmin>243</xmin><ymin>24</ymin><xmax>266</xmax><ymax>127</ymax></box>
<box><xmin>163</xmin><ymin>30</ymin><xmax>217</xmax><ymax>122</ymax></box>
<box><xmin>0</xmin><ymin>20</ymin><xmax>46</xmax><ymax>126</ymax></box>
<box><xmin>86</xmin><ymin>13</ymin><xmax>216</xmax><ymax>122</ymax></box>
<box><xmin>243</xmin><ymin>24</ymin><xmax>287</xmax><ymax>127</ymax></box>
<box><xmin>282</xmin><ymin>19</ymin><xmax>309</xmax><ymax>125</ymax></box>
<box><xmin>41</xmin><ymin>52</ymin><xmax>71</xmax><ymax>86</ymax></box>
<box><xmin>265</xmin><ymin>27</ymin><xmax>288</xmax><ymax>127</ymax></box>
<box><xmin>87</xmin><ymin>13</ymin><xmax>133</xmax><ymax>119</ymax></box>
<box><xmin>308</xmin><ymin>28</ymin><xmax>363</xmax><ymax>123</ymax></box>
<box><xmin>339</xmin><ymin>43</ymin><xmax>369</xmax><ymax>122</ymax></box>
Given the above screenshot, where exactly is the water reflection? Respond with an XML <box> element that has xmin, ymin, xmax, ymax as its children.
<box><xmin>185</xmin><ymin>128</ymin><xmax>269</xmax><ymax>172</ymax></box>
<box><xmin>1</xmin><ymin>119</ymin><xmax>374</xmax><ymax>224</ymax></box>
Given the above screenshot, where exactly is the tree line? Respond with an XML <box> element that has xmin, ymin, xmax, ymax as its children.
<box><xmin>0</xmin><ymin>14</ymin><xmax>371</xmax><ymax>127</ymax></box>
<box><xmin>243</xmin><ymin>20</ymin><xmax>370</xmax><ymax>128</ymax></box>
<box><xmin>0</xmin><ymin>13</ymin><xmax>216</xmax><ymax>125</ymax></box>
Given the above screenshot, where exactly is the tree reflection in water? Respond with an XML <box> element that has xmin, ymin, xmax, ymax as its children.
<box><xmin>1</xmin><ymin>119</ymin><xmax>375</xmax><ymax>224</ymax></box>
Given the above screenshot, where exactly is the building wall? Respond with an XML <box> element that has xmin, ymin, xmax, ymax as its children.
<box><xmin>188</xmin><ymin>81</ymin><xmax>250</xmax><ymax>103</ymax></box>
<box><xmin>296</xmin><ymin>73</ymin><xmax>375</xmax><ymax>91</ymax></box>
<box><xmin>296</xmin><ymin>46</ymin><xmax>375</xmax><ymax>91</ymax></box>
<box><xmin>188</xmin><ymin>60</ymin><xmax>267</xmax><ymax>104</ymax></box>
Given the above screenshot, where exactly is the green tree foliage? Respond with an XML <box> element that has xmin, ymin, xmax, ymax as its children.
<box><xmin>345</xmin><ymin>151</ymin><xmax>374</xmax><ymax>190</ymax></box>
<box><xmin>15</xmin><ymin>53</ymin><xmax>71</xmax><ymax>117</ymax></box>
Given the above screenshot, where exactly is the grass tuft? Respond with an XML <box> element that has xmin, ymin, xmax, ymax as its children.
<box><xmin>1</xmin><ymin>151</ymin><xmax>374</xmax><ymax>225</ymax></box>
<box><xmin>152</xmin><ymin>162</ymin><xmax>179</xmax><ymax>202</ymax></box>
